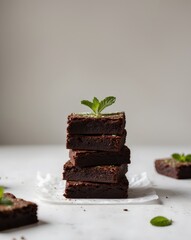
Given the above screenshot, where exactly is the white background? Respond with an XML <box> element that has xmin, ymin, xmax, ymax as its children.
<box><xmin>1</xmin><ymin>0</ymin><xmax>191</xmax><ymax>145</ymax></box>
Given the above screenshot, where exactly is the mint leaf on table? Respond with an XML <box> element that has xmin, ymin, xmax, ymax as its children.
<box><xmin>150</xmin><ymin>216</ymin><xmax>172</xmax><ymax>227</ymax></box>
<box><xmin>0</xmin><ymin>186</ymin><xmax>13</xmax><ymax>206</ymax></box>
<box><xmin>172</xmin><ymin>153</ymin><xmax>191</xmax><ymax>162</ymax></box>
<box><xmin>81</xmin><ymin>96</ymin><xmax>116</xmax><ymax>116</ymax></box>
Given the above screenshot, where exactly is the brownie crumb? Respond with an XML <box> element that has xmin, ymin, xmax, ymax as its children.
<box><xmin>166</xmin><ymin>196</ymin><xmax>168</xmax><ymax>199</ymax></box>
<box><xmin>123</xmin><ymin>209</ymin><xmax>128</xmax><ymax>211</ymax></box>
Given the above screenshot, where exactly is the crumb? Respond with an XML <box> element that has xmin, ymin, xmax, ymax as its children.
<box><xmin>83</xmin><ymin>209</ymin><xmax>86</xmax><ymax>212</ymax></box>
<box><xmin>123</xmin><ymin>209</ymin><xmax>128</xmax><ymax>211</ymax></box>
<box><xmin>166</xmin><ymin>196</ymin><xmax>168</xmax><ymax>198</ymax></box>
<box><xmin>21</xmin><ymin>236</ymin><xmax>26</xmax><ymax>240</ymax></box>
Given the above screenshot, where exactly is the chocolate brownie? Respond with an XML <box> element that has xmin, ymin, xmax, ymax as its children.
<box><xmin>69</xmin><ymin>146</ymin><xmax>131</xmax><ymax>167</ymax></box>
<box><xmin>67</xmin><ymin>112</ymin><xmax>125</xmax><ymax>135</ymax></box>
<box><xmin>64</xmin><ymin>177</ymin><xmax>129</xmax><ymax>198</ymax></box>
<box><xmin>0</xmin><ymin>193</ymin><xmax>38</xmax><ymax>231</ymax></box>
<box><xmin>63</xmin><ymin>160</ymin><xmax>128</xmax><ymax>183</ymax></box>
<box><xmin>66</xmin><ymin>130</ymin><xmax>126</xmax><ymax>152</ymax></box>
<box><xmin>155</xmin><ymin>158</ymin><xmax>191</xmax><ymax>179</ymax></box>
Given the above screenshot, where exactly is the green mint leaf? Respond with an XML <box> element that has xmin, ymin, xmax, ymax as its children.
<box><xmin>0</xmin><ymin>186</ymin><xmax>4</xmax><ymax>199</ymax></box>
<box><xmin>180</xmin><ymin>153</ymin><xmax>186</xmax><ymax>161</ymax></box>
<box><xmin>185</xmin><ymin>154</ymin><xmax>191</xmax><ymax>162</ymax></box>
<box><xmin>172</xmin><ymin>153</ymin><xmax>181</xmax><ymax>161</ymax></box>
<box><xmin>0</xmin><ymin>198</ymin><xmax>13</xmax><ymax>206</ymax></box>
<box><xmin>81</xmin><ymin>100</ymin><xmax>95</xmax><ymax>113</ymax></box>
<box><xmin>93</xmin><ymin>97</ymin><xmax>99</xmax><ymax>105</ymax></box>
<box><xmin>98</xmin><ymin>96</ymin><xmax>116</xmax><ymax>113</ymax></box>
<box><xmin>81</xmin><ymin>96</ymin><xmax>116</xmax><ymax>116</ymax></box>
<box><xmin>92</xmin><ymin>97</ymin><xmax>100</xmax><ymax>114</ymax></box>
<box><xmin>150</xmin><ymin>216</ymin><xmax>172</xmax><ymax>227</ymax></box>
<box><xmin>172</xmin><ymin>153</ymin><xmax>191</xmax><ymax>162</ymax></box>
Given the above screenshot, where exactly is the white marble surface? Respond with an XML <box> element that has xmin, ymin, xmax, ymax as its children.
<box><xmin>0</xmin><ymin>145</ymin><xmax>191</xmax><ymax>240</ymax></box>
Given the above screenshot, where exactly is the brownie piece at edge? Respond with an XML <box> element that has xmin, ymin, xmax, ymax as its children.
<box><xmin>64</xmin><ymin>177</ymin><xmax>129</xmax><ymax>199</ymax></box>
<box><xmin>69</xmin><ymin>145</ymin><xmax>131</xmax><ymax>167</ymax></box>
<box><xmin>0</xmin><ymin>193</ymin><xmax>38</xmax><ymax>231</ymax></box>
<box><xmin>63</xmin><ymin>160</ymin><xmax>128</xmax><ymax>183</ymax></box>
<box><xmin>155</xmin><ymin>158</ymin><xmax>191</xmax><ymax>179</ymax></box>
<box><xmin>67</xmin><ymin>112</ymin><xmax>126</xmax><ymax>135</ymax></box>
<box><xmin>66</xmin><ymin>130</ymin><xmax>127</xmax><ymax>152</ymax></box>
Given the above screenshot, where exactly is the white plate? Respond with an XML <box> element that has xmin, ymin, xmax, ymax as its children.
<box><xmin>36</xmin><ymin>172</ymin><xmax>158</xmax><ymax>205</ymax></box>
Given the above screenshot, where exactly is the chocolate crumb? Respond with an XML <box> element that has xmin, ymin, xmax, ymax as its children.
<box><xmin>123</xmin><ymin>209</ymin><xmax>128</xmax><ymax>211</ymax></box>
<box><xmin>166</xmin><ymin>196</ymin><xmax>168</xmax><ymax>199</ymax></box>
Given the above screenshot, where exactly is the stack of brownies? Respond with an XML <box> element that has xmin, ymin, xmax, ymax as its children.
<box><xmin>63</xmin><ymin>112</ymin><xmax>131</xmax><ymax>198</ymax></box>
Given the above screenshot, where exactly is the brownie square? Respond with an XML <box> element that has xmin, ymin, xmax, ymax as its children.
<box><xmin>155</xmin><ymin>158</ymin><xmax>191</xmax><ymax>179</ymax></box>
<box><xmin>67</xmin><ymin>112</ymin><xmax>125</xmax><ymax>135</ymax></box>
<box><xmin>66</xmin><ymin>130</ymin><xmax>126</xmax><ymax>152</ymax></box>
<box><xmin>69</xmin><ymin>146</ymin><xmax>131</xmax><ymax>167</ymax></box>
<box><xmin>63</xmin><ymin>160</ymin><xmax>128</xmax><ymax>183</ymax></box>
<box><xmin>0</xmin><ymin>193</ymin><xmax>38</xmax><ymax>231</ymax></box>
<box><xmin>64</xmin><ymin>177</ymin><xmax>129</xmax><ymax>199</ymax></box>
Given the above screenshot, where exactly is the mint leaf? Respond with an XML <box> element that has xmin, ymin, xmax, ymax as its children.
<box><xmin>92</xmin><ymin>97</ymin><xmax>100</xmax><ymax>114</ymax></box>
<box><xmin>150</xmin><ymin>216</ymin><xmax>172</xmax><ymax>227</ymax></box>
<box><xmin>172</xmin><ymin>153</ymin><xmax>181</xmax><ymax>161</ymax></box>
<box><xmin>0</xmin><ymin>198</ymin><xmax>13</xmax><ymax>206</ymax></box>
<box><xmin>0</xmin><ymin>187</ymin><xmax>13</xmax><ymax>206</ymax></box>
<box><xmin>93</xmin><ymin>97</ymin><xmax>99</xmax><ymax>106</ymax></box>
<box><xmin>98</xmin><ymin>96</ymin><xmax>116</xmax><ymax>113</ymax></box>
<box><xmin>186</xmin><ymin>154</ymin><xmax>191</xmax><ymax>162</ymax></box>
<box><xmin>81</xmin><ymin>96</ymin><xmax>116</xmax><ymax>116</ymax></box>
<box><xmin>81</xmin><ymin>100</ymin><xmax>94</xmax><ymax>112</ymax></box>
<box><xmin>0</xmin><ymin>186</ymin><xmax>4</xmax><ymax>199</ymax></box>
<box><xmin>172</xmin><ymin>153</ymin><xmax>191</xmax><ymax>162</ymax></box>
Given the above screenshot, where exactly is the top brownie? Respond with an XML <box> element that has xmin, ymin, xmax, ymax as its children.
<box><xmin>67</xmin><ymin>112</ymin><xmax>125</xmax><ymax>135</ymax></box>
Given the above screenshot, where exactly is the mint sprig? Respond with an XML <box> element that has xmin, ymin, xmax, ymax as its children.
<box><xmin>150</xmin><ymin>216</ymin><xmax>172</xmax><ymax>227</ymax></box>
<box><xmin>0</xmin><ymin>187</ymin><xmax>13</xmax><ymax>206</ymax></box>
<box><xmin>172</xmin><ymin>153</ymin><xmax>191</xmax><ymax>162</ymax></box>
<box><xmin>81</xmin><ymin>96</ymin><xmax>116</xmax><ymax>116</ymax></box>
